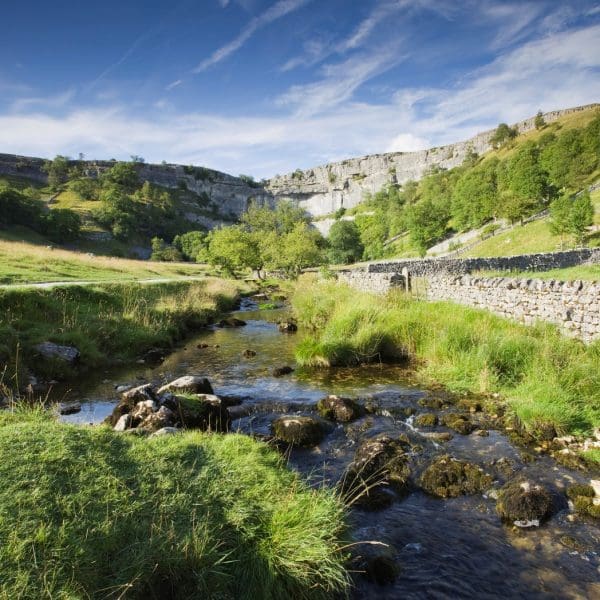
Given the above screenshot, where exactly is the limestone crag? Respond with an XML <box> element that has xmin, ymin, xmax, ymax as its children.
<box><xmin>266</xmin><ymin>104</ymin><xmax>599</xmax><ymax>217</ymax></box>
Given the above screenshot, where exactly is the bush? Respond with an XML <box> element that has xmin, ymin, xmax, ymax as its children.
<box><xmin>0</xmin><ymin>412</ymin><xmax>349</xmax><ymax>599</ymax></box>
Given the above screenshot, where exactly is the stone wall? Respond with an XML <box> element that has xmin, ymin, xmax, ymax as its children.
<box><xmin>366</xmin><ymin>248</ymin><xmax>600</xmax><ymax>276</ymax></box>
<box><xmin>336</xmin><ymin>249</ymin><xmax>600</xmax><ymax>342</ymax></box>
<box><xmin>426</xmin><ymin>275</ymin><xmax>600</xmax><ymax>342</ymax></box>
<box><xmin>267</xmin><ymin>104</ymin><xmax>599</xmax><ymax>217</ymax></box>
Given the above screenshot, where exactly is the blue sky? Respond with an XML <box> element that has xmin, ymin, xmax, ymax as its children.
<box><xmin>1</xmin><ymin>0</ymin><xmax>599</xmax><ymax>178</ymax></box>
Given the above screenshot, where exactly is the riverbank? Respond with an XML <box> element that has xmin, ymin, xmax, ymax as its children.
<box><xmin>291</xmin><ymin>278</ymin><xmax>600</xmax><ymax>450</ymax></box>
<box><xmin>0</xmin><ymin>277</ymin><xmax>250</xmax><ymax>386</ymax></box>
<box><xmin>0</xmin><ymin>408</ymin><xmax>349</xmax><ymax>599</ymax></box>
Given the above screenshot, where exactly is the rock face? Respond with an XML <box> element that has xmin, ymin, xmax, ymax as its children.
<box><xmin>266</xmin><ymin>105</ymin><xmax>598</xmax><ymax>219</ymax></box>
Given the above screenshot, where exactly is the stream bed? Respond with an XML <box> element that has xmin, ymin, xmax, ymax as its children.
<box><xmin>60</xmin><ymin>299</ymin><xmax>600</xmax><ymax>599</ymax></box>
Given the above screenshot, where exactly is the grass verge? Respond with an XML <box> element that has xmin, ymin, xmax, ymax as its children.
<box><xmin>0</xmin><ymin>278</ymin><xmax>248</xmax><ymax>382</ymax></box>
<box><xmin>0</xmin><ymin>409</ymin><xmax>348</xmax><ymax>599</ymax></box>
<box><xmin>474</xmin><ymin>264</ymin><xmax>600</xmax><ymax>281</ymax></box>
<box><xmin>291</xmin><ymin>277</ymin><xmax>600</xmax><ymax>437</ymax></box>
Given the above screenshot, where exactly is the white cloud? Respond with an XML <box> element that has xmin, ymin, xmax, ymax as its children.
<box><xmin>218</xmin><ymin>0</ymin><xmax>231</xmax><ymax>7</ymax></box>
<box><xmin>11</xmin><ymin>89</ymin><xmax>76</xmax><ymax>112</ymax></box>
<box><xmin>193</xmin><ymin>0</ymin><xmax>310</xmax><ymax>73</ymax></box>
<box><xmin>165</xmin><ymin>79</ymin><xmax>182</xmax><ymax>91</ymax></box>
<box><xmin>1</xmin><ymin>24</ymin><xmax>598</xmax><ymax>179</ymax></box>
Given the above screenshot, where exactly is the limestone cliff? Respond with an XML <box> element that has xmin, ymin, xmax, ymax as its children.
<box><xmin>265</xmin><ymin>104</ymin><xmax>599</xmax><ymax>217</ymax></box>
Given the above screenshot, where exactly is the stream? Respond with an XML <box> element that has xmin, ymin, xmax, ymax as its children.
<box><xmin>60</xmin><ymin>298</ymin><xmax>600</xmax><ymax>599</ymax></box>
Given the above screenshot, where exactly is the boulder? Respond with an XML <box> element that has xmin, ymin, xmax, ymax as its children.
<box><xmin>169</xmin><ymin>394</ymin><xmax>230</xmax><ymax>431</ymax></box>
<box><xmin>363</xmin><ymin>553</ymin><xmax>400</xmax><ymax>585</ymax></box>
<box><xmin>496</xmin><ymin>480</ymin><xmax>553</xmax><ymax>526</ymax></box>
<box><xmin>157</xmin><ymin>376</ymin><xmax>214</xmax><ymax>396</ymax></box>
<box><xmin>114</xmin><ymin>414</ymin><xmax>132</xmax><ymax>432</ymax></box>
<box><xmin>130</xmin><ymin>400</ymin><xmax>157</xmax><ymax>425</ymax></box>
<box><xmin>273</xmin><ymin>366</ymin><xmax>294</xmax><ymax>377</ymax></box>
<box><xmin>566</xmin><ymin>484</ymin><xmax>600</xmax><ymax>519</ymax></box>
<box><xmin>150</xmin><ymin>427</ymin><xmax>180</xmax><ymax>437</ymax></box>
<box><xmin>242</xmin><ymin>349</ymin><xmax>257</xmax><ymax>358</ymax></box>
<box><xmin>341</xmin><ymin>435</ymin><xmax>411</xmax><ymax>507</ymax></box>
<box><xmin>216</xmin><ymin>317</ymin><xmax>247</xmax><ymax>328</ymax></box>
<box><xmin>138</xmin><ymin>406</ymin><xmax>175</xmax><ymax>432</ymax></box>
<box><xmin>34</xmin><ymin>342</ymin><xmax>80</xmax><ymax>364</ymax></box>
<box><xmin>278</xmin><ymin>321</ymin><xmax>298</xmax><ymax>333</ymax></box>
<box><xmin>271</xmin><ymin>416</ymin><xmax>325</xmax><ymax>447</ymax></box>
<box><xmin>441</xmin><ymin>413</ymin><xmax>475</xmax><ymax>435</ymax></box>
<box><xmin>317</xmin><ymin>395</ymin><xmax>363</xmax><ymax>422</ymax></box>
<box><xmin>105</xmin><ymin>384</ymin><xmax>157</xmax><ymax>426</ymax></box>
<box><xmin>58</xmin><ymin>401</ymin><xmax>81</xmax><ymax>415</ymax></box>
<box><xmin>420</xmin><ymin>455</ymin><xmax>492</xmax><ymax>498</ymax></box>
<box><xmin>414</xmin><ymin>413</ymin><xmax>438</xmax><ymax>427</ymax></box>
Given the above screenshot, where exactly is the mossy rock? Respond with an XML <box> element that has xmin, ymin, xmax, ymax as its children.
<box><xmin>341</xmin><ymin>435</ymin><xmax>411</xmax><ymax>506</ymax></box>
<box><xmin>496</xmin><ymin>480</ymin><xmax>553</xmax><ymax>525</ymax></box>
<box><xmin>363</xmin><ymin>553</ymin><xmax>400</xmax><ymax>585</ymax></box>
<box><xmin>572</xmin><ymin>496</ymin><xmax>600</xmax><ymax>519</ymax></box>
<box><xmin>317</xmin><ymin>395</ymin><xmax>363</xmax><ymax>423</ymax></box>
<box><xmin>420</xmin><ymin>455</ymin><xmax>492</xmax><ymax>498</ymax></box>
<box><xmin>217</xmin><ymin>317</ymin><xmax>247</xmax><ymax>328</ymax></box>
<box><xmin>566</xmin><ymin>484</ymin><xmax>595</xmax><ymax>500</ymax></box>
<box><xmin>441</xmin><ymin>413</ymin><xmax>475</xmax><ymax>435</ymax></box>
<box><xmin>271</xmin><ymin>416</ymin><xmax>325</xmax><ymax>447</ymax></box>
<box><xmin>169</xmin><ymin>394</ymin><xmax>230</xmax><ymax>431</ymax></box>
<box><xmin>415</xmin><ymin>413</ymin><xmax>438</xmax><ymax>427</ymax></box>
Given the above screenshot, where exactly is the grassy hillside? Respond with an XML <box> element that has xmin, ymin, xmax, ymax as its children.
<box><xmin>0</xmin><ymin>237</ymin><xmax>209</xmax><ymax>285</ymax></box>
<box><xmin>463</xmin><ymin>189</ymin><xmax>600</xmax><ymax>258</ymax></box>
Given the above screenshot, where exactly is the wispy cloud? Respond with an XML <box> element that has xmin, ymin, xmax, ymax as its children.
<box><xmin>11</xmin><ymin>89</ymin><xmax>76</xmax><ymax>112</ymax></box>
<box><xmin>166</xmin><ymin>79</ymin><xmax>183</xmax><ymax>91</ymax></box>
<box><xmin>1</xmin><ymin>24</ymin><xmax>598</xmax><ymax>178</ymax></box>
<box><xmin>193</xmin><ymin>0</ymin><xmax>310</xmax><ymax>73</ymax></box>
<box><xmin>277</xmin><ymin>43</ymin><xmax>406</xmax><ymax>116</ymax></box>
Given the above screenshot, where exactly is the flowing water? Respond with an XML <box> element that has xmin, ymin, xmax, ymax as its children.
<box><xmin>61</xmin><ymin>299</ymin><xmax>600</xmax><ymax>599</ymax></box>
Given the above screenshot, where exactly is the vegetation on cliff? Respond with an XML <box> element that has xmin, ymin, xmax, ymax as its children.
<box><xmin>291</xmin><ymin>278</ymin><xmax>600</xmax><ymax>438</ymax></box>
<box><xmin>351</xmin><ymin>110</ymin><xmax>600</xmax><ymax>258</ymax></box>
<box><xmin>0</xmin><ymin>410</ymin><xmax>348</xmax><ymax>599</ymax></box>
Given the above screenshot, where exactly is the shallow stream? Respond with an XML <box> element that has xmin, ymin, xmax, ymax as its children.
<box><xmin>61</xmin><ymin>299</ymin><xmax>600</xmax><ymax>599</ymax></box>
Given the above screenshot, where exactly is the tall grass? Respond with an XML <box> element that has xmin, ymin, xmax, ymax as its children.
<box><xmin>292</xmin><ymin>277</ymin><xmax>600</xmax><ymax>436</ymax></box>
<box><xmin>0</xmin><ymin>410</ymin><xmax>349</xmax><ymax>599</ymax></box>
<box><xmin>0</xmin><ymin>278</ymin><xmax>246</xmax><ymax>382</ymax></box>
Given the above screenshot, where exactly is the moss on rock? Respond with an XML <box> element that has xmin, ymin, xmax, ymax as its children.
<box><xmin>271</xmin><ymin>415</ymin><xmax>325</xmax><ymax>447</ymax></box>
<box><xmin>441</xmin><ymin>413</ymin><xmax>475</xmax><ymax>435</ymax></box>
<box><xmin>415</xmin><ymin>413</ymin><xmax>438</xmax><ymax>427</ymax></box>
<box><xmin>317</xmin><ymin>395</ymin><xmax>363</xmax><ymax>422</ymax></box>
<box><xmin>496</xmin><ymin>480</ymin><xmax>553</xmax><ymax>525</ymax></box>
<box><xmin>420</xmin><ymin>455</ymin><xmax>492</xmax><ymax>498</ymax></box>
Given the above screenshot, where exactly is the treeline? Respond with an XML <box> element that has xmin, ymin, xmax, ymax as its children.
<box><xmin>351</xmin><ymin>112</ymin><xmax>600</xmax><ymax>257</ymax></box>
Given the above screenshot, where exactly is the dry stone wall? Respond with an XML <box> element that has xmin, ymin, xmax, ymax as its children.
<box><xmin>336</xmin><ymin>249</ymin><xmax>600</xmax><ymax>342</ymax></box>
<box><xmin>426</xmin><ymin>275</ymin><xmax>600</xmax><ymax>342</ymax></box>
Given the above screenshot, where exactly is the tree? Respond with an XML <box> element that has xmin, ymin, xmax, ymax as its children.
<box><xmin>173</xmin><ymin>231</ymin><xmax>207</xmax><ymax>262</ymax></box>
<box><xmin>548</xmin><ymin>194</ymin><xmax>573</xmax><ymax>248</ymax></box>
<box><xmin>207</xmin><ymin>226</ymin><xmax>262</xmax><ymax>277</ymax></box>
<box><xmin>100</xmin><ymin>162</ymin><xmax>139</xmax><ymax>191</ymax></box>
<box><xmin>43</xmin><ymin>209</ymin><xmax>81</xmax><ymax>243</ymax></box>
<box><xmin>70</xmin><ymin>177</ymin><xmax>99</xmax><ymax>200</ymax></box>
<box><xmin>327</xmin><ymin>220</ymin><xmax>363</xmax><ymax>264</ymax></box>
<box><xmin>150</xmin><ymin>237</ymin><xmax>183</xmax><ymax>262</ymax></box>
<box><xmin>406</xmin><ymin>197</ymin><xmax>450</xmax><ymax>256</ymax></box>
<box><xmin>42</xmin><ymin>155</ymin><xmax>70</xmax><ymax>190</ymax></box>
<box><xmin>267</xmin><ymin>223</ymin><xmax>324</xmax><ymax>277</ymax></box>
<box><xmin>490</xmin><ymin>123</ymin><xmax>518</xmax><ymax>148</ymax></box>
<box><xmin>534</xmin><ymin>110</ymin><xmax>546</xmax><ymax>130</ymax></box>
<box><xmin>569</xmin><ymin>192</ymin><xmax>594</xmax><ymax>246</ymax></box>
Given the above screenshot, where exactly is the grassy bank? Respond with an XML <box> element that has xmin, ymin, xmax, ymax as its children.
<box><xmin>292</xmin><ymin>278</ymin><xmax>600</xmax><ymax>438</ymax></box>
<box><xmin>0</xmin><ymin>237</ymin><xmax>209</xmax><ymax>284</ymax></box>
<box><xmin>475</xmin><ymin>264</ymin><xmax>600</xmax><ymax>281</ymax></box>
<box><xmin>0</xmin><ymin>278</ymin><xmax>247</xmax><ymax>382</ymax></box>
<box><xmin>0</xmin><ymin>409</ymin><xmax>348</xmax><ymax>599</ymax></box>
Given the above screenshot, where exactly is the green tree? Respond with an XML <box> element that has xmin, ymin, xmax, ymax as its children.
<box><xmin>173</xmin><ymin>231</ymin><xmax>207</xmax><ymax>262</ymax></box>
<box><xmin>406</xmin><ymin>197</ymin><xmax>450</xmax><ymax>256</ymax></box>
<box><xmin>268</xmin><ymin>223</ymin><xmax>324</xmax><ymax>277</ymax></box>
<box><xmin>150</xmin><ymin>237</ymin><xmax>183</xmax><ymax>262</ymax></box>
<box><xmin>534</xmin><ymin>110</ymin><xmax>546</xmax><ymax>130</ymax></box>
<box><xmin>327</xmin><ymin>220</ymin><xmax>363</xmax><ymax>264</ymax></box>
<box><xmin>490</xmin><ymin>123</ymin><xmax>518</xmax><ymax>148</ymax></box>
<box><xmin>100</xmin><ymin>162</ymin><xmax>139</xmax><ymax>191</ymax></box>
<box><xmin>207</xmin><ymin>226</ymin><xmax>262</xmax><ymax>277</ymax></box>
<box><xmin>43</xmin><ymin>209</ymin><xmax>81</xmax><ymax>243</ymax></box>
<box><xmin>548</xmin><ymin>194</ymin><xmax>573</xmax><ymax>248</ymax></box>
<box><xmin>569</xmin><ymin>192</ymin><xmax>594</xmax><ymax>246</ymax></box>
<box><xmin>70</xmin><ymin>177</ymin><xmax>99</xmax><ymax>200</ymax></box>
<box><xmin>42</xmin><ymin>155</ymin><xmax>70</xmax><ymax>190</ymax></box>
